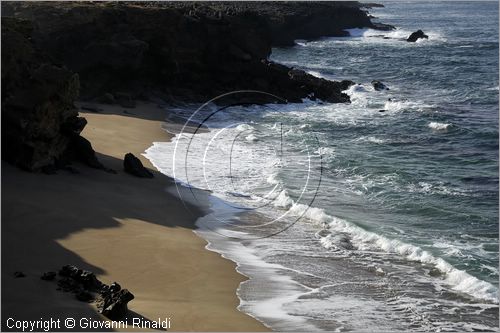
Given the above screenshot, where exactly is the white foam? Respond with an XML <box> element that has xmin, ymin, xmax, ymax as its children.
<box><xmin>428</xmin><ymin>122</ymin><xmax>452</xmax><ymax>131</ymax></box>
<box><xmin>344</xmin><ymin>28</ymin><xmax>371</xmax><ymax>37</ymax></box>
<box><xmin>384</xmin><ymin>99</ymin><xmax>408</xmax><ymax>112</ymax></box>
<box><xmin>260</xmin><ymin>184</ymin><xmax>499</xmax><ymax>303</ymax></box>
<box><xmin>272</xmin><ymin>190</ymin><xmax>294</xmax><ymax>208</ymax></box>
<box><xmin>357</xmin><ymin>136</ymin><xmax>387</xmax><ymax>144</ymax></box>
<box><xmin>343</xmin><ymin>28</ymin><xmax>446</xmax><ymax>44</ymax></box>
<box><xmin>318</xmin><ymin>216</ymin><xmax>499</xmax><ymax>304</ymax></box>
<box><xmin>306</xmin><ymin>70</ymin><xmax>331</xmax><ymax>80</ymax></box>
<box><xmin>246</xmin><ymin>134</ymin><xmax>259</xmax><ymax>142</ymax></box>
<box><xmin>194</xmin><ymin>199</ymin><xmax>318</xmax><ymax>331</ymax></box>
<box><xmin>236</xmin><ymin>123</ymin><xmax>255</xmax><ymax>132</ymax></box>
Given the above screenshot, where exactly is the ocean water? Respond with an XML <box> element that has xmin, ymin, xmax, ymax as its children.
<box><xmin>145</xmin><ymin>2</ymin><xmax>499</xmax><ymax>331</ymax></box>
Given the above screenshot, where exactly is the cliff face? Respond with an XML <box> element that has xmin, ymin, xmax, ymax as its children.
<box><xmin>1</xmin><ymin>18</ymin><xmax>84</xmax><ymax>171</ymax></box>
<box><xmin>1</xmin><ymin>1</ymin><xmax>391</xmax><ymax>171</ymax></box>
<box><xmin>1</xmin><ymin>2</ymin><xmax>390</xmax><ymax>103</ymax></box>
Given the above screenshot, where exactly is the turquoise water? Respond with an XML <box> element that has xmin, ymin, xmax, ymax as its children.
<box><xmin>146</xmin><ymin>2</ymin><xmax>499</xmax><ymax>331</ymax></box>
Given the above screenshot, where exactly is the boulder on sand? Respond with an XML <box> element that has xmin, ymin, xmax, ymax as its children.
<box><xmin>97</xmin><ymin>288</ymin><xmax>135</xmax><ymax>320</ymax></box>
<box><xmin>407</xmin><ymin>29</ymin><xmax>428</xmax><ymax>42</ymax></box>
<box><xmin>123</xmin><ymin>153</ymin><xmax>154</xmax><ymax>178</ymax></box>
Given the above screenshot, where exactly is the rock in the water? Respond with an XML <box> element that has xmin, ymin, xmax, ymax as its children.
<box><xmin>407</xmin><ymin>29</ymin><xmax>428</xmax><ymax>42</ymax></box>
<box><xmin>98</xmin><ymin>289</ymin><xmax>135</xmax><ymax>320</ymax></box>
<box><xmin>124</xmin><ymin>153</ymin><xmax>154</xmax><ymax>178</ymax></box>
<box><xmin>371</xmin><ymin>80</ymin><xmax>389</xmax><ymax>91</ymax></box>
<box><xmin>340</xmin><ymin>80</ymin><xmax>355</xmax><ymax>91</ymax></box>
<box><xmin>41</xmin><ymin>271</ymin><xmax>57</xmax><ymax>281</ymax></box>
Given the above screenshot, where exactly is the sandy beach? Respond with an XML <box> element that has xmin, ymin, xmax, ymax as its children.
<box><xmin>2</xmin><ymin>102</ymin><xmax>268</xmax><ymax>331</ymax></box>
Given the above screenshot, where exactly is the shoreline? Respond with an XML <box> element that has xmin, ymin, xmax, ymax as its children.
<box><xmin>2</xmin><ymin>101</ymin><xmax>268</xmax><ymax>331</ymax></box>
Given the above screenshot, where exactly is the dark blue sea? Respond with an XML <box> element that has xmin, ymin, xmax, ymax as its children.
<box><xmin>146</xmin><ymin>2</ymin><xmax>499</xmax><ymax>331</ymax></box>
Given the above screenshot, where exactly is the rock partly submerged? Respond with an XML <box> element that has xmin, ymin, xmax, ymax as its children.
<box><xmin>407</xmin><ymin>29</ymin><xmax>429</xmax><ymax>42</ymax></box>
<box><xmin>371</xmin><ymin>80</ymin><xmax>389</xmax><ymax>91</ymax></box>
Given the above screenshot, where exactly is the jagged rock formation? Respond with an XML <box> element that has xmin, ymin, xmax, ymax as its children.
<box><xmin>123</xmin><ymin>153</ymin><xmax>154</xmax><ymax>178</ymax></box>
<box><xmin>2</xmin><ymin>18</ymin><xmax>88</xmax><ymax>171</ymax></box>
<box><xmin>2</xmin><ymin>1</ymin><xmax>392</xmax><ymax>104</ymax></box>
<box><xmin>1</xmin><ymin>1</ymin><xmax>392</xmax><ymax>172</ymax></box>
<box><xmin>41</xmin><ymin>265</ymin><xmax>135</xmax><ymax>321</ymax></box>
<box><xmin>407</xmin><ymin>29</ymin><xmax>428</xmax><ymax>42</ymax></box>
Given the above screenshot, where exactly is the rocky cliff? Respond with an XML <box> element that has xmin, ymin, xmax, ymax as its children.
<box><xmin>1</xmin><ymin>17</ymin><xmax>85</xmax><ymax>171</ymax></box>
<box><xmin>2</xmin><ymin>2</ymin><xmax>391</xmax><ymax>102</ymax></box>
<box><xmin>1</xmin><ymin>1</ymin><xmax>391</xmax><ymax>171</ymax></box>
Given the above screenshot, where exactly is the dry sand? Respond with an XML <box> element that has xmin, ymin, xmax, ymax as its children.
<box><xmin>2</xmin><ymin>102</ymin><xmax>268</xmax><ymax>331</ymax></box>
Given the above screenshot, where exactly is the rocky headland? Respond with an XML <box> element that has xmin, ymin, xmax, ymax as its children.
<box><xmin>2</xmin><ymin>1</ymin><xmax>393</xmax><ymax>172</ymax></box>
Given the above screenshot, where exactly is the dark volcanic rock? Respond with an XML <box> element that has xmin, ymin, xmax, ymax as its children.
<box><xmin>124</xmin><ymin>153</ymin><xmax>154</xmax><ymax>178</ymax></box>
<box><xmin>97</xmin><ymin>289</ymin><xmax>135</xmax><ymax>320</ymax></box>
<box><xmin>2</xmin><ymin>2</ymin><xmax>392</xmax><ymax>105</ymax></box>
<box><xmin>76</xmin><ymin>290</ymin><xmax>94</xmax><ymax>302</ymax></box>
<box><xmin>371</xmin><ymin>80</ymin><xmax>389</xmax><ymax>91</ymax></box>
<box><xmin>51</xmin><ymin>265</ymin><xmax>134</xmax><ymax>320</ymax></box>
<box><xmin>340</xmin><ymin>80</ymin><xmax>356</xmax><ymax>91</ymax></box>
<box><xmin>1</xmin><ymin>3</ymin><xmax>395</xmax><ymax>172</ymax></box>
<box><xmin>1</xmin><ymin>17</ymin><xmax>106</xmax><ymax>172</ymax></box>
<box><xmin>57</xmin><ymin>277</ymin><xmax>81</xmax><ymax>292</ymax></box>
<box><xmin>58</xmin><ymin>264</ymin><xmax>81</xmax><ymax>278</ymax></box>
<box><xmin>407</xmin><ymin>29</ymin><xmax>428</xmax><ymax>42</ymax></box>
<box><xmin>58</xmin><ymin>265</ymin><xmax>103</xmax><ymax>291</ymax></box>
<box><xmin>70</xmin><ymin>136</ymin><xmax>104</xmax><ymax>169</ymax></box>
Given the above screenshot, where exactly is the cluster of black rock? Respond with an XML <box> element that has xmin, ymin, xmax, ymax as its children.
<box><xmin>40</xmin><ymin>265</ymin><xmax>135</xmax><ymax>321</ymax></box>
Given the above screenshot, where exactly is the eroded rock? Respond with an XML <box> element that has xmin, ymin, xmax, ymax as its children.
<box><xmin>97</xmin><ymin>288</ymin><xmax>135</xmax><ymax>320</ymax></box>
<box><xmin>407</xmin><ymin>29</ymin><xmax>428</xmax><ymax>42</ymax></box>
<box><xmin>47</xmin><ymin>265</ymin><xmax>135</xmax><ymax>320</ymax></box>
<box><xmin>1</xmin><ymin>17</ymin><xmax>105</xmax><ymax>172</ymax></box>
<box><xmin>124</xmin><ymin>153</ymin><xmax>154</xmax><ymax>178</ymax></box>
<box><xmin>371</xmin><ymin>80</ymin><xmax>389</xmax><ymax>91</ymax></box>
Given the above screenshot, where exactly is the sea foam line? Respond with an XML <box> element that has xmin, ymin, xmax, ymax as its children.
<box><xmin>269</xmin><ymin>189</ymin><xmax>499</xmax><ymax>304</ymax></box>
